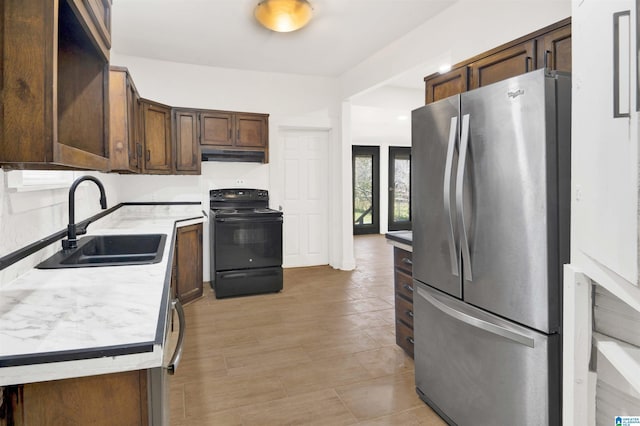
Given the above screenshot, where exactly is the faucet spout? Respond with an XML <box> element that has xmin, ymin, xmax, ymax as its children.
<box><xmin>63</xmin><ymin>176</ymin><xmax>108</xmax><ymax>250</ymax></box>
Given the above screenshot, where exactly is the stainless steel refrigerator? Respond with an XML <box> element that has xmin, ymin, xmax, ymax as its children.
<box><xmin>411</xmin><ymin>69</ymin><xmax>570</xmax><ymax>426</ymax></box>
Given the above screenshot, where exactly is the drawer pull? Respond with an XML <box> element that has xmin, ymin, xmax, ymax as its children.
<box><xmin>402</xmin><ymin>283</ymin><xmax>414</xmax><ymax>293</ymax></box>
<box><xmin>405</xmin><ymin>310</ymin><xmax>414</xmax><ymax>318</ymax></box>
<box><xmin>401</xmin><ymin>257</ymin><xmax>413</xmax><ymax>266</ymax></box>
<box><xmin>406</xmin><ymin>336</ymin><xmax>414</xmax><ymax>345</ymax></box>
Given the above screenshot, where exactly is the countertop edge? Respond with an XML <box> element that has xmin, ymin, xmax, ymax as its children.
<box><xmin>385</xmin><ymin>231</ymin><xmax>412</xmax><ymax>252</ymax></box>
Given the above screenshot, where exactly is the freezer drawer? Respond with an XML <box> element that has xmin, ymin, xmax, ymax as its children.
<box><xmin>414</xmin><ymin>283</ymin><xmax>560</xmax><ymax>426</ymax></box>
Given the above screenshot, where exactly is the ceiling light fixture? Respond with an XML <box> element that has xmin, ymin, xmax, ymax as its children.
<box><xmin>254</xmin><ymin>0</ymin><xmax>313</xmax><ymax>33</ymax></box>
<box><xmin>439</xmin><ymin>64</ymin><xmax>452</xmax><ymax>74</ymax></box>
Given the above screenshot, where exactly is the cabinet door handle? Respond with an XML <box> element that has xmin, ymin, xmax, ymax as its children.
<box><xmin>406</xmin><ymin>336</ymin><xmax>414</xmax><ymax>345</ymax></box>
<box><xmin>228</xmin><ymin>128</ymin><xmax>231</xmax><ymax>140</ymax></box>
<box><xmin>402</xmin><ymin>283</ymin><xmax>414</xmax><ymax>293</ymax></box>
<box><xmin>543</xmin><ymin>50</ymin><xmax>551</xmax><ymax>69</ymax></box>
<box><xmin>237</xmin><ymin>129</ymin><xmax>240</xmax><ymax>140</ymax></box>
<box><xmin>401</xmin><ymin>257</ymin><xmax>412</xmax><ymax>266</ymax></box>
<box><xmin>405</xmin><ymin>310</ymin><xmax>414</xmax><ymax>318</ymax></box>
<box><xmin>525</xmin><ymin>56</ymin><xmax>532</xmax><ymax>72</ymax></box>
<box><xmin>167</xmin><ymin>298</ymin><xmax>186</xmax><ymax>375</ymax></box>
<box><xmin>146</xmin><ymin>149</ymin><xmax>151</xmax><ymax>161</ymax></box>
<box><xmin>613</xmin><ymin>10</ymin><xmax>631</xmax><ymax>118</ymax></box>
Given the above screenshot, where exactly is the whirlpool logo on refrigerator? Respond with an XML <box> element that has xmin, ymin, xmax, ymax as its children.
<box><xmin>507</xmin><ymin>89</ymin><xmax>525</xmax><ymax>99</ymax></box>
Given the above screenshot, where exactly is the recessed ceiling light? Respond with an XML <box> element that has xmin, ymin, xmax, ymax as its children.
<box><xmin>254</xmin><ymin>0</ymin><xmax>313</xmax><ymax>33</ymax></box>
<box><xmin>439</xmin><ymin>64</ymin><xmax>452</xmax><ymax>73</ymax></box>
<box><xmin>397</xmin><ymin>115</ymin><xmax>409</xmax><ymax>121</ymax></box>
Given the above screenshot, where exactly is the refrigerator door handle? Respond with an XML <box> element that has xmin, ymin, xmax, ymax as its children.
<box><xmin>417</xmin><ymin>286</ymin><xmax>535</xmax><ymax>348</ymax></box>
<box><xmin>456</xmin><ymin>114</ymin><xmax>473</xmax><ymax>281</ymax></box>
<box><xmin>443</xmin><ymin>116</ymin><xmax>459</xmax><ymax>276</ymax></box>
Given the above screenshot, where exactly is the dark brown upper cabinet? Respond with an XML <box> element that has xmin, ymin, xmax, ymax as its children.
<box><xmin>200</xmin><ymin>112</ymin><xmax>235</xmax><ymax>146</ymax></box>
<box><xmin>236</xmin><ymin>114</ymin><xmax>268</xmax><ymax>149</ymax></box>
<box><xmin>173</xmin><ymin>109</ymin><xmax>201</xmax><ymax>174</ymax></box>
<box><xmin>423</xmin><ymin>18</ymin><xmax>571</xmax><ymax>104</ymax></box>
<box><xmin>141</xmin><ymin>99</ymin><xmax>172</xmax><ymax>174</ymax></box>
<box><xmin>469</xmin><ymin>41</ymin><xmax>536</xmax><ymax>90</ymax></box>
<box><xmin>425</xmin><ymin>67</ymin><xmax>469</xmax><ymax>104</ymax></box>
<box><xmin>67</xmin><ymin>0</ymin><xmax>111</xmax><ymax>60</ymax></box>
<box><xmin>109</xmin><ymin>66</ymin><xmax>142</xmax><ymax>173</ymax></box>
<box><xmin>200</xmin><ymin>110</ymin><xmax>270</xmax><ymax>162</ymax></box>
<box><xmin>536</xmin><ymin>24</ymin><xmax>571</xmax><ymax>73</ymax></box>
<box><xmin>0</xmin><ymin>0</ymin><xmax>112</xmax><ymax>170</ymax></box>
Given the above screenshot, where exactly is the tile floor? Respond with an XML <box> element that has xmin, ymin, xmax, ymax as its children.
<box><xmin>170</xmin><ymin>234</ymin><xmax>446</xmax><ymax>425</ymax></box>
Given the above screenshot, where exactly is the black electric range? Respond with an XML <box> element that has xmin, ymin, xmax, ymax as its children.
<box><xmin>209</xmin><ymin>189</ymin><xmax>283</xmax><ymax>298</ymax></box>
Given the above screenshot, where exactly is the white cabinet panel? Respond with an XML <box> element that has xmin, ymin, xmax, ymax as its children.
<box><xmin>572</xmin><ymin>0</ymin><xmax>639</xmax><ymax>286</ymax></box>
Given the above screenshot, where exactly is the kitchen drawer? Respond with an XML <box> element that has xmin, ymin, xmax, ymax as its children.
<box><xmin>396</xmin><ymin>319</ymin><xmax>414</xmax><ymax>357</ymax></box>
<box><xmin>414</xmin><ymin>283</ymin><xmax>559</xmax><ymax>425</ymax></box>
<box><xmin>395</xmin><ymin>294</ymin><xmax>414</xmax><ymax>328</ymax></box>
<box><xmin>394</xmin><ymin>269</ymin><xmax>414</xmax><ymax>301</ymax></box>
<box><xmin>393</xmin><ymin>248</ymin><xmax>413</xmax><ymax>274</ymax></box>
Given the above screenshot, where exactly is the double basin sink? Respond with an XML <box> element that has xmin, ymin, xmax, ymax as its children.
<box><xmin>37</xmin><ymin>234</ymin><xmax>167</xmax><ymax>269</ymax></box>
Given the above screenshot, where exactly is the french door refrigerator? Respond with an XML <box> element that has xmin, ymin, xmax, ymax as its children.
<box><xmin>411</xmin><ymin>69</ymin><xmax>570</xmax><ymax>426</ymax></box>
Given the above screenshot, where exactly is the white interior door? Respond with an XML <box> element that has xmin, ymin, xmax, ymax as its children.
<box><xmin>281</xmin><ymin>129</ymin><xmax>329</xmax><ymax>267</ymax></box>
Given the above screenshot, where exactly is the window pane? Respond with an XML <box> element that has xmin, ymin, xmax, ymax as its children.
<box><xmin>393</xmin><ymin>156</ymin><xmax>410</xmax><ymax>222</ymax></box>
<box><xmin>354</xmin><ymin>155</ymin><xmax>373</xmax><ymax>225</ymax></box>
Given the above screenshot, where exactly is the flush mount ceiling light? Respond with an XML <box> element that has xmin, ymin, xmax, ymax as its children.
<box><xmin>254</xmin><ymin>0</ymin><xmax>313</xmax><ymax>33</ymax></box>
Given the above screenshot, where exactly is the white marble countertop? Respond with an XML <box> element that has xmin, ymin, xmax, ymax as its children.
<box><xmin>0</xmin><ymin>204</ymin><xmax>205</xmax><ymax>386</ymax></box>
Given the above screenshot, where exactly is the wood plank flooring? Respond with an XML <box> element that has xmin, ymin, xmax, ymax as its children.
<box><xmin>170</xmin><ymin>234</ymin><xmax>446</xmax><ymax>425</ymax></box>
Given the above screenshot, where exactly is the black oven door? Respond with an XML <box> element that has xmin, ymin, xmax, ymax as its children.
<box><xmin>214</xmin><ymin>216</ymin><xmax>283</xmax><ymax>271</ymax></box>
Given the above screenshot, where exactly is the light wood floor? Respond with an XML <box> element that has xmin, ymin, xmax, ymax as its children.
<box><xmin>170</xmin><ymin>234</ymin><xmax>446</xmax><ymax>425</ymax></box>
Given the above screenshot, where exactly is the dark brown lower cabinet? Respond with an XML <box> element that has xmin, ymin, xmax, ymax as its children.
<box><xmin>175</xmin><ymin>223</ymin><xmax>203</xmax><ymax>304</ymax></box>
<box><xmin>0</xmin><ymin>370</ymin><xmax>148</xmax><ymax>426</ymax></box>
<box><xmin>393</xmin><ymin>247</ymin><xmax>414</xmax><ymax>358</ymax></box>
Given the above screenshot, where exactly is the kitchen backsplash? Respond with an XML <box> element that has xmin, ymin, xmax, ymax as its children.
<box><xmin>0</xmin><ymin>170</ymin><xmax>122</xmax><ymax>257</ymax></box>
<box><xmin>0</xmin><ymin>170</ymin><xmax>123</xmax><ymax>283</ymax></box>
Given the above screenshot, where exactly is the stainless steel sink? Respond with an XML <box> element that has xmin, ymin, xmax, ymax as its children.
<box><xmin>37</xmin><ymin>234</ymin><xmax>167</xmax><ymax>269</ymax></box>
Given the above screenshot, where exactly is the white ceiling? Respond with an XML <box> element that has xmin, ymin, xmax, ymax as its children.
<box><xmin>111</xmin><ymin>0</ymin><xmax>455</xmax><ymax>78</ymax></box>
<box><xmin>111</xmin><ymin>0</ymin><xmax>456</xmax><ymax>143</ymax></box>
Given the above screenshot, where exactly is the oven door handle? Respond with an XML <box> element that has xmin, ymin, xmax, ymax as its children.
<box><xmin>215</xmin><ymin>217</ymin><xmax>283</xmax><ymax>223</ymax></box>
<box><xmin>219</xmin><ymin>270</ymin><xmax>281</xmax><ymax>279</ymax></box>
<box><xmin>166</xmin><ymin>298</ymin><xmax>185</xmax><ymax>375</ymax></box>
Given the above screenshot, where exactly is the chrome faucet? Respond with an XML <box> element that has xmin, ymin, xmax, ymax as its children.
<box><xmin>62</xmin><ymin>176</ymin><xmax>107</xmax><ymax>250</ymax></box>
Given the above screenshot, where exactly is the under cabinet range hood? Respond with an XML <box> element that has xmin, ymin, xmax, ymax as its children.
<box><xmin>201</xmin><ymin>147</ymin><xmax>265</xmax><ymax>163</ymax></box>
